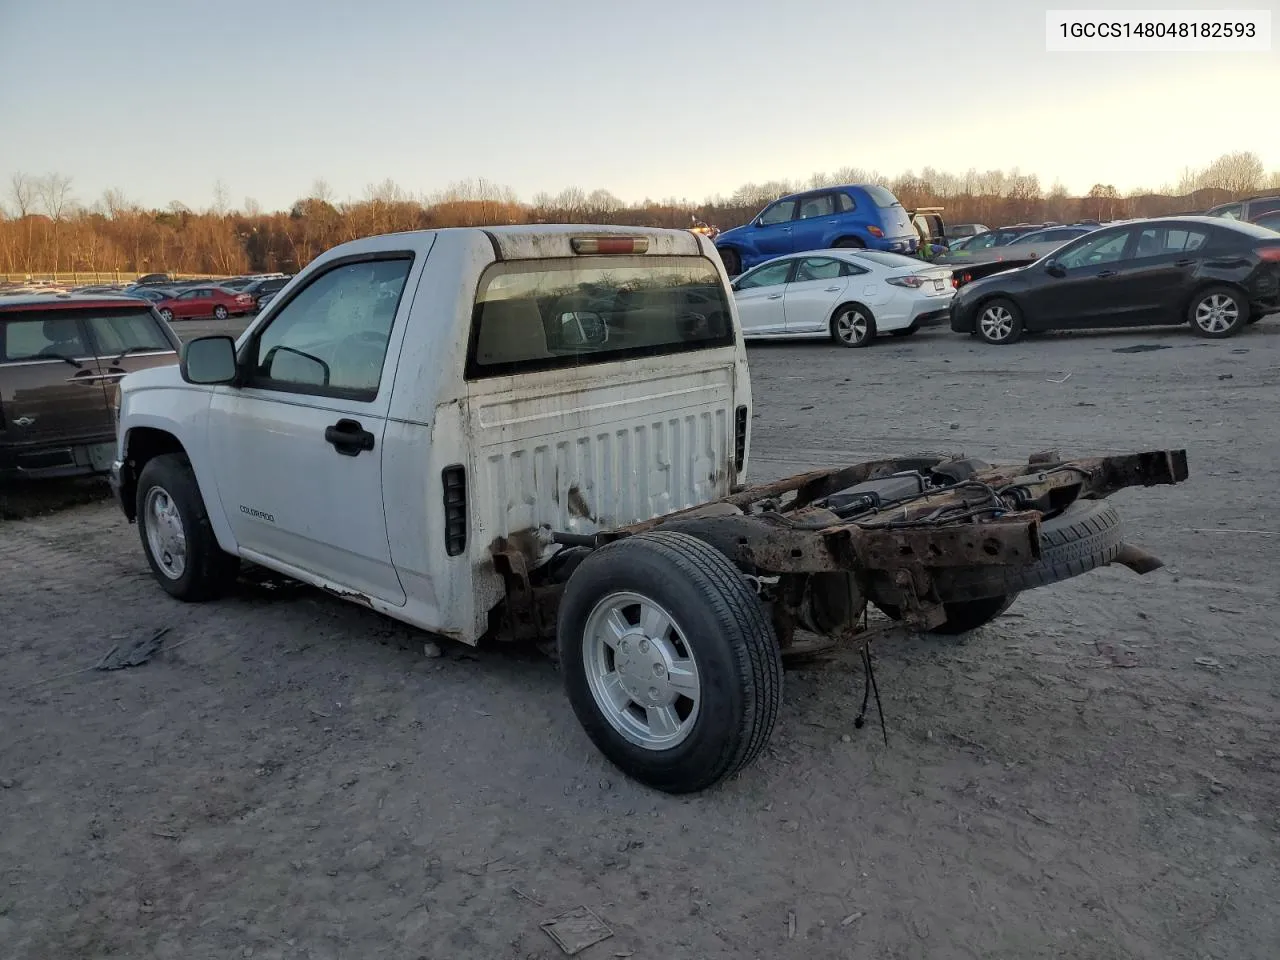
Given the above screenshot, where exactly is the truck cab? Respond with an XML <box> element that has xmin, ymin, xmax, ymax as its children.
<box><xmin>112</xmin><ymin>226</ymin><xmax>750</xmax><ymax>644</ymax></box>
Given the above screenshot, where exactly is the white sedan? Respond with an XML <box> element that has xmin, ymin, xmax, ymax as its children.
<box><xmin>731</xmin><ymin>249</ymin><xmax>955</xmax><ymax>347</ymax></box>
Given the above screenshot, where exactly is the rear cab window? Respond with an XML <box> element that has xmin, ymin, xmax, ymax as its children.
<box><xmin>466</xmin><ymin>256</ymin><xmax>734</xmax><ymax>379</ymax></box>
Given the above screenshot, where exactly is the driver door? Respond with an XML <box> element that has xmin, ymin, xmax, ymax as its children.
<box><xmin>207</xmin><ymin>245</ymin><xmax>431</xmax><ymax>605</ymax></box>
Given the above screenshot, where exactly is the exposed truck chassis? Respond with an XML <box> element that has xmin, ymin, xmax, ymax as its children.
<box><xmin>492</xmin><ymin>448</ymin><xmax>1189</xmax><ymax>649</ymax></box>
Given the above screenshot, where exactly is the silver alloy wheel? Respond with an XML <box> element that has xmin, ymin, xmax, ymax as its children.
<box><xmin>979</xmin><ymin>304</ymin><xmax>1015</xmax><ymax>341</ymax></box>
<box><xmin>160</xmin><ymin>309</ymin><xmax>173</xmax><ymax>322</ymax></box>
<box><xmin>582</xmin><ymin>591</ymin><xmax>702</xmax><ymax>750</ymax></box>
<box><xmin>144</xmin><ymin>485</ymin><xmax>187</xmax><ymax>580</ymax></box>
<box><xmin>836</xmin><ymin>309</ymin><xmax>870</xmax><ymax>345</ymax></box>
<box><xmin>1194</xmin><ymin>293</ymin><xmax>1239</xmax><ymax>334</ymax></box>
<box><xmin>214</xmin><ymin>305</ymin><xmax>228</xmax><ymax>319</ymax></box>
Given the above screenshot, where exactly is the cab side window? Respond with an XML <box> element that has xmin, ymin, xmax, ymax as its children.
<box><xmin>250</xmin><ymin>256</ymin><xmax>413</xmax><ymax>400</ymax></box>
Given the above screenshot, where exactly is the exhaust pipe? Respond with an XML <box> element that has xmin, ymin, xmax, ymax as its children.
<box><xmin>1113</xmin><ymin>543</ymin><xmax>1164</xmax><ymax>575</ymax></box>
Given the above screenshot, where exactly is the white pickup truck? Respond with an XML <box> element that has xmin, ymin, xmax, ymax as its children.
<box><xmin>111</xmin><ymin>224</ymin><xmax>1188</xmax><ymax>793</ymax></box>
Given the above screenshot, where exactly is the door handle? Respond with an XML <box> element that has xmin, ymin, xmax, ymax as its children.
<box><xmin>766</xmin><ymin>293</ymin><xmax>783</xmax><ymax>300</ymax></box>
<box><xmin>324</xmin><ymin>418</ymin><xmax>375</xmax><ymax>457</ymax></box>
<box><xmin>1175</xmin><ymin>259</ymin><xmax>1195</xmax><ymax>266</ymax></box>
<box><xmin>824</xmin><ymin>286</ymin><xmax>842</xmax><ymax>292</ymax></box>
<box><xmin>1098</xmin><ymin>270</ymin><xmax>1117</xmax><ymax>278</ymax></box>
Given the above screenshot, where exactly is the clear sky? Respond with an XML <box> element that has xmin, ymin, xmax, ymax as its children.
<box><xmin>0</xmin><ymin>0</ymin><xmax>1276</xmax><ymax>212</ymax></box>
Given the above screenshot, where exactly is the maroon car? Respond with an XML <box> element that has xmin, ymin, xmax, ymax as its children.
<box><xmin>155</xmin><ymin>285</ymin><xmax>255</xmax><ymax>322</ymax></box>
<box><xmin>1</xmin><ymin>295</ymin><xmax>181</xmax><ymax>480</ymax></box>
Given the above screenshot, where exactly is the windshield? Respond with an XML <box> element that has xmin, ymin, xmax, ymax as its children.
<box><xmin>467</xmin><ymin>256</ymin><xmax>733</xmax><ymax>378</ymax></box>
<box><xmin>862</xmin><ymin>185</ymin><xmax>902</xmax><ymax>208</ymax></box>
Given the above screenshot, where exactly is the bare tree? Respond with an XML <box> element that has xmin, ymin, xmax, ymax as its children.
<box><xmin>9</xmin><ymin>173</ymin><xmax>35</xmax><ymax>218</ymax></box>
<box><xmin>243</xmin><ymin>196</ymin><xmax>262</xmax><ymax>217</ymax></box>
<box><xmin>211</xmin><ymin>179</ymin><xmax>231</xmax><ymax>215</ymax></box>
<box><xmin>34</xmin><ymin>174</ymin><xmax>74</xmax><ymax>272</ymax></box>
<box><xmin>1202</xmin><ymin>151</ymin><xmax>1264</xmax><ymax>194</ymax></box>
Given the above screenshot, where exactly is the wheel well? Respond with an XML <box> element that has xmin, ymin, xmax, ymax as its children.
<box><xmin>120</xmin><ymin>427</ymin><xmax>187</xmax><ymax>520</ymax></box>
<box><xmin>828</xmin><ymin>301</ymin><xmax>871</xmax><ymax>329</ymax></box>
<box><xmin>833</xmin><ymin>236</ymin><xmax>866</xmax><ymax>247</ymax></box>
<box><xmin>1184</xmin><ymin>280</ymin><xmax>1249</xmax><ymax>316</ymax></box>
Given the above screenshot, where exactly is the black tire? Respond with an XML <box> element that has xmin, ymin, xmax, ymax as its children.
<box><xmin>932</xmin><ymin>499</ymin><xmax>1124</xmax><ymax>601</ymax></box>
<box><xmin>891</xmin><ymin>322</ymin><xmax>920</xmax><ymax>338</ymax></box>
<box><xmin>833</xmin><ymin>237</ymin><xmax>866</xmax><ymax>249</ymax></box>
<box><xmin>1188</xmin><ymin>285</ymin><xmax>1248</xmax><ymax>338</ymax></box>
<box><xmin>830</xmin><ymin>304</ymin><xmax>876</xmax><ymax>348</ymax></box>
<box><xmin>558</xmin><ymin>531</ymin><xmax>782</xmax><ymax>794</ymax></box>
<box><xmin>159</xmin><ymin>308</ymin><xmax>174</xmax><ymax>322</ymax></box>
<box><xmin>136</xmin><ymin>453</ymin><xmax>239</xmax><ymax>602</ymax></box>
<box><xmin>718</xmin><ymin>248</ymin><xmax>741</xmax><ymax>276</ymax></box>
<box><xmin>876</xmin><ymin>594</ymin><xmax>1017</xmax><ymax>635</ymax></box>
<box><xmin>213</xmin><ymin>305</ymin><xmax>229</xmax><ymax>320</ymax></box>
<box><xmin>975</xmin><ymin>297</ymin><xmax>1024</xmax><ymax>345</ymax></box>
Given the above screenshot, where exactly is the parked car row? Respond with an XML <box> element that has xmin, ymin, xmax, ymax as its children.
<box><xmin>732</xmin><ymin>217</ymin><xmax>1280</xmax><ymax>346</ymax></box>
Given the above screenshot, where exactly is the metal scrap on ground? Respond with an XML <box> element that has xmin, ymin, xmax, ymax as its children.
<box><xmin>540</xmin><ymin>906</ymin><xmax>614</xmax><ymax>955</ymax></box>
<box><xmin>96</xmin><ymin>627</ymin><xmax>172</xmax><ymax>671</ymax></box>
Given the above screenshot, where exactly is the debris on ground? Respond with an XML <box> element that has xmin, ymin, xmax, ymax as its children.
<box><xmin>540</xmin><ymin>906</ymin><xmax>613</xmax><ymax>955</ymax></box>
<box><xmin>841</xmin><ymin>911</ymin><xmax>864</xmax><ymax>927</ymax></box>
<box><xmin>1194</xmin><ymin>657</ymin><xmax>1222</xmax><ymax>670</ymax></box>
<box><xmin>787</xmin><ymin>908</ymin><xmax>797</xmax><ymax>939</ymax></box>
<box><xmin>422</xmin><ymin>640</ymin><xmax>443</xmax><ymax>658</ymax></box>
<box><xmin>96</xmin><ymin>627</ymin><xmax>172</xmax><ymax>671</ymax></box>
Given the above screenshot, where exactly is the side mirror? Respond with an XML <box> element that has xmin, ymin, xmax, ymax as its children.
<box><xmin>181</xmin><ymin>335</ymin><xmax>238</xmax><ymax>385</ymax></box>
<box><xmin>1045</xmin><ymin>261</ymin><xmax>1067</xmax><ymax>278</ymax></box>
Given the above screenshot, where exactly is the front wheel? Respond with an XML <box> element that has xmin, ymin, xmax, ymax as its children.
<box><xmin>558</xmin><ymin>531</ymin><xmax>782</xmax><ymax>794</ymax></box>
<box><xmin>136</xmin><ymin>453</ymin><xmax>239</xmax><ymax>601</ymax></box>
<box><xmin>1189</xmin><ymin>286</ymin><xmax>1247</xmax><ymax>338</ymax></box>
<box><xmin>831</xmin><ymin>304</ymin><xmax>876</xmax><ymax>347</ymax></box>
<box><xmin>213</xmin><ymin>305</ymin><xmax>229</xmax><ymax>320</ymax></box>
<box><xmin>976</xmin><ymin>297</ymin><xmax>1024</xmax><ymax>345</ymax></box>
<box><xmin>718</xmin><ymin>248</ymin><xmax>741</xmax><ymax>276</ymax></box>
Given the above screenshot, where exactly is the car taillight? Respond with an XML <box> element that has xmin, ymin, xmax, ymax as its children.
<box><xmin>734</xmin><ymin>405</ymin><xmax>748</xmax><ymax>472</ymax></box>
<box><xmin>867</xmin><ymin>226</ymin><xmax>884</xmax><ymax>238</ymax></box>
<box><xmin>442</xmin><ymin>465</ymin><xmax>467</xmax><ymax>556</ymax></box>
<box><xmin>1258</xmin><ymin>246</ymin><xmax>1280</xmax><ymax>262</ymax></box>
<box><xmin>887</xmin><ymin>275</ymin><xmax>925</xmax><ymax>288</ymax></box>
<box><xmin>571</xmin><ymin>237</ymin><xmax>650</xmax><ymax>255</ymax></box>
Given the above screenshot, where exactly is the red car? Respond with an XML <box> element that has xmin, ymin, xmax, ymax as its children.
<box><xmin>155</xmin><ymin>285</ymin><xmax>255</xmax><ymax>322</ymax></box>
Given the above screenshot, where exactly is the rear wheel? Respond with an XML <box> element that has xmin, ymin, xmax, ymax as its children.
<box><xmin>831</xmin><ymin>304</ymin><xmax>876</xmax><ymax>347</ymax></box>
<box><xmin>558</xmin><ymin>531</ymin><xmax>782</xmax><ymax>794</ymax></box>
<box><xmin>1188</xmin><ymin>286</ymin><xmax>1247</xmax><ymax>338</ymax></box>
<box><xmin>834</xmin><ymin>237</ymin><xmax>866</xmax><ymax>249</ymax></box>
<box><xmin>213</xmin><ymin>305</ymin><xmax>229</xmax><ymax>320</ymax></box>
<box><xmin>976</xmin><ymin>297</ymin><xmax>1024</xmax><ymax>345</ymax></box>
<box><xmin>159</xmin><ymin>308</ymin><xmax>174</xmax><ymax>322</ymax></box>
<box><xmin>719</xmin><ymin>248</ymin><xmax>741</xmax><ymax>276</ymax></box>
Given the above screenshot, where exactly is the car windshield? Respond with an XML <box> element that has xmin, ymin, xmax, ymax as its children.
<box><xmin>468</xmin><ymin>255</ymin><xmax>733</xmax><ymax>378</ymax></box>
<box><xmin>862</xmin><ymin>185</ymin><xmax>902</xmax><ymax>208</ymax></box>
<box><xmin>845</xmin><ymin>251</ymin><xmax>923</xmax><ymax>269</ymax></box>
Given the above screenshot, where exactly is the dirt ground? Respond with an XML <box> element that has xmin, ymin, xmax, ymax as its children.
<box><xmin>3</xmin><ymin>319</ymin><xmax>1278</xmax><ymax>960</ymax></box>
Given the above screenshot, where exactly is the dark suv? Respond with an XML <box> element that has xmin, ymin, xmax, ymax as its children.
<box><xmin>1</xmin><ymin>295</ymin><xmax>180</xmax><ymax>480</ymax></box>
<box><xmin>1206</xmin><ymin>195</ymin><xmax>1280</xmax><ymax>224</ymax></box>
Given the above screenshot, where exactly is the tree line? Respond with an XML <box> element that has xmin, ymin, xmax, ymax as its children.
<box><xmin>2</xmin><ymin>152</ymin><xmax>1277</xmax><ymax>278</ymax></box>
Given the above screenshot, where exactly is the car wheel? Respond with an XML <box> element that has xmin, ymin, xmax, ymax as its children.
<box><xmin>890</xmin><ymin>322</ymin><xmax>920</xmax><ymax>338</ymax></box>
<box><xmin>1189</xmin><ymin>286</ymin><xmax>1247</xmax><ymax>338</ymax></box>
<box><xmin>831</xmin><ymin>304</ymin><xmax>876</xmax><ymax>348</ymax></box>
<box><xmin>720</xmin><ymin>248</ymin><xmax>742</xmax><ymax>276</ymax></box>
<box><xmin>975</xmin><ymin>297</ymin><xmax>1024</xmax><ymax>345</ymax></box>
<box><xmin>875</xmin><ymin>594</ymin><xmax>1018</xmax><ymax>635</ymax></box>
<box><xmin>834</xmin><ymin>237</ymin><xmax>866</xmax><ymax>249</ymax></box>
<box><xmin>558</xmin><ymin>531</ymin><xmax>782</xmax><ymax>794</ymax></box>
<box><xmin>136</xmin><ymin>453</ymin><xmax>239</xmax><ymax>602</ymax></box>
<box><xmin>159</xmin><ymin>308</ymin><xmax>174</xmax><ymax>322</ymax></box>
<box><xmin>213</xmin><ymin>305</ymin><xmax>229</xmax><ymax>320</ymax></box>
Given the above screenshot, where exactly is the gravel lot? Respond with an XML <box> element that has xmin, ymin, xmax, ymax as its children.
<box><xmin>3</xmin><ymin>317</ymin><xmax>1279</xmax><ymax>960</ymax></box>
